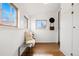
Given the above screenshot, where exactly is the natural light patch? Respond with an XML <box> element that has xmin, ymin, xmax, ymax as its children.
<box><xmin>0</xmin><ymin>3</ymin><xmax>17</xmax><ymax>26</ymax></box>
<box><xmin>36</xmin><ymin>20</ymin><xmax>47</xmax><ymax>29</ymax></box>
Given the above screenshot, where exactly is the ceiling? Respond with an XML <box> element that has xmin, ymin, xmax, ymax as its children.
<box><xmin>14</xmin><ymin>3</ymin><xmax>60</xmax><ymax>19</ymax></box>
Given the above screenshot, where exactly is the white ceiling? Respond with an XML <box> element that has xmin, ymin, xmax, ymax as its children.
<box><xmin>14</xmin><ymin>3</ymin><xmax>60</xmax><ymax>18</ymax></box>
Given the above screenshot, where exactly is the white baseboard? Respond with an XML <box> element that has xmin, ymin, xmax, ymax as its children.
<box><xmin>36</xmin><ymin>41</ymin><xmax>58</xmax><ymax>43</ymax></box>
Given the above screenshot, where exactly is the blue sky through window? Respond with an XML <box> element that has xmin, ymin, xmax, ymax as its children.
<box><xmin>0</xmin><ymin>3</ymin><xmax>16</xmax><ymax>22</ymax></box>
<box><xmin>2</xmin><ymin>3</ymin><xmax>10</xmax><ymax>22</ymax></box>
<box><xmin>36</xmin><ymin>21</ymin><xmax>42</xmax><ymax>28</ymax></box>
<box><xmin>36</xmin><ymin>20</ymin><xmax>46</xmax><ymax>29</ymax></box>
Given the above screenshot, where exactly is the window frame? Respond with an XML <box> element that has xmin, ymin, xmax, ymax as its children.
<box><xmin>36</xmin><ymin>20</ymin><xmax>47</xmax><ymax>29</ymax></box>
<box><xmin>0</xmin><ymin>3</ymin><xmax>18</xmax><ymax>27</ymax></box>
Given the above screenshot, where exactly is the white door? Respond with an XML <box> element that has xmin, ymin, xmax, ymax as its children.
<box><xmin>60</xmin><ymin>3</ymin><xmax>73</xmax><ymax>55</ymax></box>
<box><xmin>73</xmin><ymin>3</ymin><xmax>79</xmax><ymax>56</ymax></box>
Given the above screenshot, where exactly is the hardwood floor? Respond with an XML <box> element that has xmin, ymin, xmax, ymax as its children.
<box><xmin>21</xmin><ymin>43</ymin><xmax>64</xmax><ymax>56</ymax></box>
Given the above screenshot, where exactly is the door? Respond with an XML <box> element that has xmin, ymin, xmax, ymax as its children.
<box><xmin>73</xmin><ymin>3</ymin><xmax>79</xmax><ymax>56</ymax></box>
<box><xmin>60</xmin><ymin>3</ymin><xmax>73</xmax><ymax>55</ymax></box>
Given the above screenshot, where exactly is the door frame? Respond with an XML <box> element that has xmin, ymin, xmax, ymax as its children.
<box><xmin>58</xmin><ymin>9</ymin><xmax>61</xmax><ymax>47</ymax></box>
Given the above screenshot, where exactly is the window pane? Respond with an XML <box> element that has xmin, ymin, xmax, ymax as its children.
<box><xmin>0</xmin><ymin>3</ymin><xmax>2</xmax><ymax>20</ymax></box>
<box><xmin>11</xmin><ymin>7</ymin><xmax>16</xmax><ymax>23</ymax></box>
<box><xmin>36</xmin><ymin>20</ymin><xmax>46</xmax><ymax>29</ymax></box>
<box><xmin>2</xmin><ymin>3</ymin><xmax>11</xmax><ymax>24</ymax></box>
<box><xmin>0</xmin><ymin>3</ymin><xmax>17</xmax><ymax>26</ymax></box>
<box><xmin>36</xmin><ymin>21</ymin><xmax>42</xmax><ymax>28</ymax></box>
<box><xmin>41</xmin><ymin>21</ymin><xmax>46</xmax><ymax>28</ymax></box>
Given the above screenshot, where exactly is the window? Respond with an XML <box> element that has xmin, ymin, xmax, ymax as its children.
<box><xmin>0</xmin><ymin>3</ymin><xmax>18</xmax><ymax>27</ymax></box>
<box><xmin>36</xmin><ymin>20</ymin><xmax>47</xmax><ymax>29</ymax></box>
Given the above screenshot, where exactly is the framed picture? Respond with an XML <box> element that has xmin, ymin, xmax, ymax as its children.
<box><xmin>0</xmin><ymin>3</ymin><xmax>18</xmax><ymax>27</ymax></box>
<box><xmin>36</xmin><ymin>20</ymin><xmax>47</xmax><ymax>29</ymax></box>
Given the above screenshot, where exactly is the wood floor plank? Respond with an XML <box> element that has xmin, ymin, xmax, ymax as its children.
<box><xmin>21</xmin><ymin>43</ymin><xmax>64</xmax><ymax>56</ymax></box>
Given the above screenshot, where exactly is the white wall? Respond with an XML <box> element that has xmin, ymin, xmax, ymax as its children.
<box><xmin>15</xmin><ymin>3</ymin><xmax>60</xmax><ymax>43</ymax></box>
<box><xmin>0</xmin><ymin>4</ymin><xmax>26</xmax><ymax>56</ymax></box>
<box><xmin>30</xmin><ymin>12</ymin><xmax>59</xmax><ymax>43</ymax></box>
<box><xmin>0</xmin><ymin>27</ymin><xmax>25</xmax><ymax>56</ymax></box>
<box><xmin>60</xmin><ymin>3</ymin><xmax>73</xmax><ymax>56</ymax></box>
<box><xmin>0</xmin><ymin>3</ymin><xmax>60</xmax><ymax>55</ymax></box>
<box><xmin>25</xmin><ymin>3</ymin><xmax>60</xmax><ymax>43</ymax></box>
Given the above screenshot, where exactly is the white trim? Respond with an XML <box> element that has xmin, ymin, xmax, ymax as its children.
<box><xmin>36</xmin><ymin>41</ymin><xmax>58</xmax><ymax>43</ymax></box>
